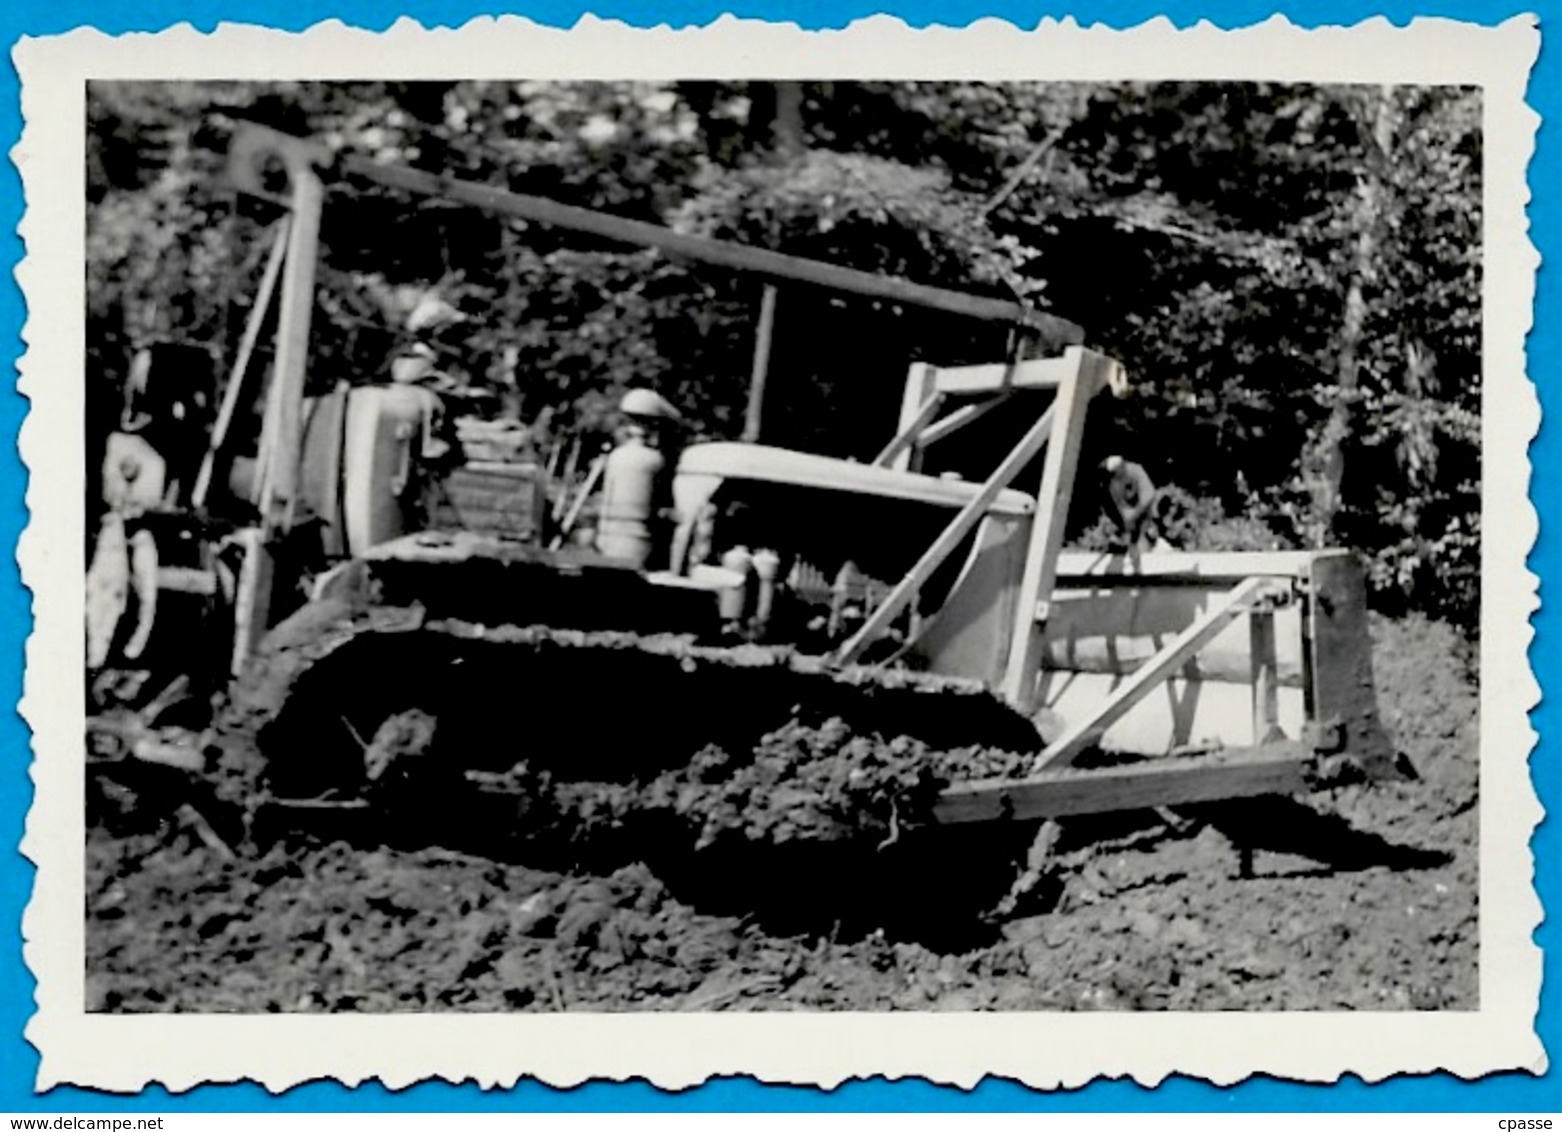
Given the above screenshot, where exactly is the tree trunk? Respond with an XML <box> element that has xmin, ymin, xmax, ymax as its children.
<box><xmin>771</xmin><ymin>82</ymin><xmax>805</xmax><ymax>159</ymax></box>
<box><xmin>1303</xmin><ymin>87</ymin><xmax>1398</xmax><ymax>546</ymax></box>
<box><xmin>748</xmin><ymin>82</ymin><xmax>806</xmax><ymax>160</ymax></box>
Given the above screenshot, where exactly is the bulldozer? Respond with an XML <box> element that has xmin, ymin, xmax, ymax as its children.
<box><xmin>86</xmin><ymin>123</ymin><xmax>1404</xmax><ymax>865</ymax></box>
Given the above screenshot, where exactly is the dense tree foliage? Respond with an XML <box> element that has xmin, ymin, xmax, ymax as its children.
<box><xmin>85</xmin><ymin>79</ymin><xmax>1482</xmax><ymax>625</ymax></box>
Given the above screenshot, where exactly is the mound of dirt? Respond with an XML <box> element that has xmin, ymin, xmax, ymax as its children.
<box><xmin>469</xmin><ymin>716</ymin><xmax>1033</xmax><ymax>851</ymax></box>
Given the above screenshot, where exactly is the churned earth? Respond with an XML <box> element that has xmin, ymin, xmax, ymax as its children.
<box><xmin>84</xmin><ymin>614</ymin><xmax>1479</xmax><ymax>1013</ymax></box>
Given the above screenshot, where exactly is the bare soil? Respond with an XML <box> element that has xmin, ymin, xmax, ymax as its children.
<box><xmin>84</xmin><ymin>614</ymin><xmax>1478</xmax><ymax>1012</ymax></box>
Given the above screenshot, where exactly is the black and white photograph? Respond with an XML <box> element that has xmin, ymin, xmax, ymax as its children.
<box><xmin>17</xmin><ymin>15</ymin><xmax>1541</xmax><ymax>1091</ymax></box>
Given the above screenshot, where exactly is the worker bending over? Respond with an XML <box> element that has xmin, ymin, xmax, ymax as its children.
<box><xmin>1101</xmin><ymin>454</ymin><xmax>1174</xmax><ymax>552</ymax></box>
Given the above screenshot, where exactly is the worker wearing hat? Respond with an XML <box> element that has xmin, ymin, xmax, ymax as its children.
<box><xmin>596</xmin><ymin>388</ymin><xmax>685</xmax><ymax>567</ymax></box>
<box><xmin>616</xmin><ymin>387</ymin><xmax>683</xmax><ymax>444</ymax></box>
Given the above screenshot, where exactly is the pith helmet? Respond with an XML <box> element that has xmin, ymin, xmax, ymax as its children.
<box><xmin>620</xmin><ymin>388</ymin><xmax>682</xmax><ymax>423</ymax></box>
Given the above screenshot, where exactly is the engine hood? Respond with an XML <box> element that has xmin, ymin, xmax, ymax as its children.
<box><xmin>674</xmin><ymin>442</ymin><xmax>1035</xmax><ymax>518</ymax></box>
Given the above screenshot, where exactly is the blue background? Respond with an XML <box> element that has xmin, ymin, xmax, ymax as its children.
<box><xmin>2</xmin><ymin>0</ymin><xmax>1554</xmax><ymax>1113</ymax></box>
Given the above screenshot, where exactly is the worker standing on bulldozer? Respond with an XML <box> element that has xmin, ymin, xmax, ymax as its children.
<box><xmin>595</xmin><ymin>388</ymin><xmax>684</xmax><ymax>567</ymax></box>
